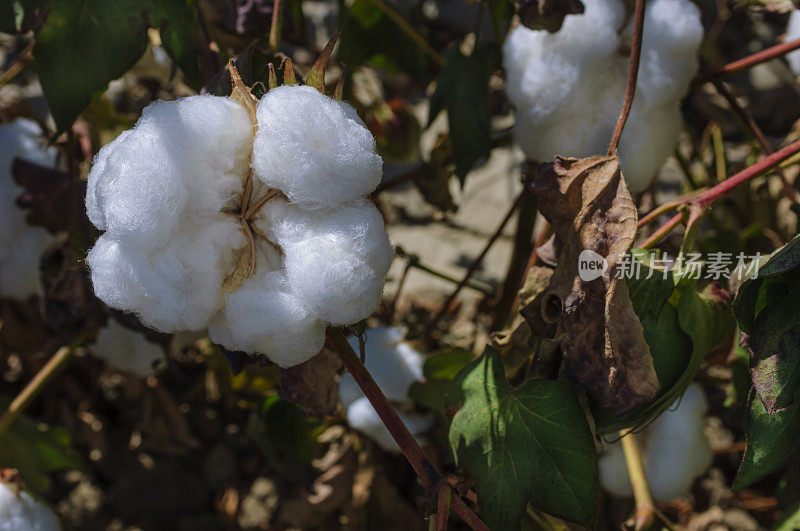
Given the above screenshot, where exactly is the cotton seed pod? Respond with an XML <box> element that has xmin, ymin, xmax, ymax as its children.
<box><xmin>339</xmin><ymin>327</ymin><xmax>433</xmax><ymax>452</ymax></box>
<box><xmin>503</xmin><ymin>0</ymin><xmax>702</xmax><ymax>192</ymax></box>
<box><xmin>86</xmin><ymin>68</ymin><xmax>392</xmax><ymax>368</ymax></box>
<box><xmin>598</xmin><ymin>383</ymin><xmax>713</xmax><ymax>502</ymax></box>
<box><xmin>0</xmin><ymin>119</ymin><xmax>59</xmax><ymax>300</ymax></box>
<box><xmin>0</xmin><ymin>480</ymin><xmax>61</xmax><ymax>531</ymax></box>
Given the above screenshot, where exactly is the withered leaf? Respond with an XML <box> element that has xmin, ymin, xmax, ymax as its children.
<box><xmin>279</xmin><ymin>347</ymin><xmax>342</xmax><ymax>416</ymax></box>
<box><xmin>521</xmin><ymin>155</ymin><xmax>658</xmax><ymax>415</ymax></box>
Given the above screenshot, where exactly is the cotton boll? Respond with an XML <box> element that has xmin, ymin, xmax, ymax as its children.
<box><xmin>345</xmin><ymin>396</ymin><xmax>433</xmax><ymax>452</ymax></box>
<box><xmin>503</xmin><ymin>0</ymin><xmax>702</xmax><ymax>190</ymax></box>
<box><xmin>598</xmin><ymin>383</ymin><xmax>713</xmax><ymax>502</ymax></box>
<box><xmin>0</xmin><ymin>482</ymin><xmax>61</xmax><ymax>531</ymax></box>
<box><xmin>85</xmin><ymin>96</ymin><xmax>252</xmax><ymax>247</ymax></box>
<box><xmin>252</xmin><ymin>85</ymin><xmax>383</xmax><ymax>208</ymax></box>
<box><xmin>0</xmin><ymin>227</ymin><xmax>53</xmax><ymax>299</ymax></box>
<box><xmin>88</xmin><ymin>217</ymin><xmax>245</xmax><ymax>332</ymax></box>
<box><xmin>339</xmin><ymin>327</ymin><xmax>424</xmax><ymax>405</ymax></box>
<box><xmin>91</xmin><ymin>320</ymin><xmax>165</xmax><ymax>376</ymax></box>
<box><xmin>209</xmin><ymin>270</ymin><xmax>326</xmax><ymax>367</ymax></box>
<box><xmin>786</xmin><ymin>11</ymin><xmax>800</xmax><ymax>75</ymax></box>
<box><xmin>267</xmin><ymin>199</ymin><xmax>393</xmax><ymax>325</ymax></box>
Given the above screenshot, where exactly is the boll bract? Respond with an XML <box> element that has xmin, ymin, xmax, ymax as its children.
<box><xmin>339</xmin><ymin>327</ymin><xmax>433</xmax><ymax>452</ymax></box>
<box><xmin>90</xmin><ymin>320</ymin><xmax>165</xmax><ymax>377</ymax></box>
<box><xmin>86</xmin><ymin>82</ymin><xmax>392</xmax><ymax>368</ymax></box>
<box><xmin>786</xmin><ymin>11</ymin><xmax>800</xmax><ymax>75</ymax></box>
<box><xmin>0</xmin><ymin>119</ymin><xmax>59</xmax><ymax>299</ymax></box>
<box><xmin>0</xmin><ymin>481</ymin><xmax>61</xmax><ymax>531</ymax></box>
<box><xmin>598</xmin><ymin>383</ymin><xmax>713</xmax><ymax>502</ymax></box>
<box><xmin>502</xmin><ymin>0</ymin><xmax>703</xmax><ymax>192</ymax></box>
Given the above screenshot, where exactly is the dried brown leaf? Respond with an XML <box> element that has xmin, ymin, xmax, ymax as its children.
<box><xmin>521</xmin><ymin>155</ymin><xmax>658</xmax><ymax>415</ymax></box>
<box><xmin>279</xmin><ymin>347</ymin><xmax>342</xmax><ymax>416</ymax></box>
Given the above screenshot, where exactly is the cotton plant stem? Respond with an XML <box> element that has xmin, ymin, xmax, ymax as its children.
<box><xmin>325</xmin><ymin>328</ymin><xmax>489</xmax><ymax>531</ymax></box>
<box><xmin>424</xmin><ymin>190</ymin><xmax>527</xmax><ymax>337</ymax></box>
<box><xmin>709</xmin><ymin>77</ymin><xmax>798</xmax><ymax>203</ymax></box>
<box><xmin>491</xmin><ymin>187</ymin><xmax>538</xmax><ymax>331</ymax></box>
<box><xmin>714</xmin><ymin>37</ymin><xmax>800</xmax><ymax>78</ymax></box>
<box><xmin>619</xmin><ymin>429</ymin><xmax>656</xmax><ymax>530</ymax></box>
<box><xmin>0</xmin><ymin>39</ymin><xmax>34</xmax><ymax>89</ymax></box>
<box><xmin>0</xmin><ymin>343</ymin><xmax>78</xmax><ymax>436</ymax></box>
<box><xmin>268</xmin><ymin>0</ymin><xmax>283</xmax><ymax>53</ymax></box>
<box><xmin>388</xmin><ymin>260</ymin><xmax>413</xmax><ymax>323</ymax></box>
<box><xmin>366</xmin><ymin>0</ymin><xmax>444</xmax><ymax>66</ymax></box>
<box><xmin>638</xmin><ymin>210</ymin><xmax>686</xmax><ymax>250</ymax></box>
<box><xmin>607</xmin><ymin>0</ymin><xmax>646</xmax><ymax>155</ymax></box>
<box><xmin>437</xmin><ymin>482</ymin><xmax>451</xmax><ymax>531</ymax></box>
<box><xmin>395</xmin><ymin>247</ymin><xmax>495</xmax><ymax>295</ymax></box>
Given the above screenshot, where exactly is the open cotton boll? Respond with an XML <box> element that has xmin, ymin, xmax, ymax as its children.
<box><xmin>786</xmin><ymin>11</ymin><xmax>800</xmax><ymax>75</ymax></box>
<box><xmin>266</xmin><ymin>199</ymin><xmax>393</xmax><ymax>325</ymax></box>
<box><xmin>339</xmin><ymin>327</ymin><xmax>431</xmax><ymax>452</ymax></box>
<box><xmin>345</xmin><ymin>396</ymin><xmax>434</xmax><ymax>452</ymax></box>
<box><xmin>252</xmin><ymin>85</ymin><xmax>383</xmax><ymax>208</ymax></box>
<box><xmin>0</xmin><ymin>482</ymin><xmax>61</xmax><ymax>531</ymax></box>
<box><xmin>0</xmin><ymin>227</ymin><xmax>53</xmax><ymax>299</ymax></box>
<box><xmin>208</xmin><ymin>270</ymin><xmax>326</xmax><ymax>367</ymax></box>
<box><xmin>599</xmin><ymin>383</ymin><xmax>713</xmax><ymax>502</ymax></box>
<box><xmin>91</xmin><ymin>320</ymin><xmax>165</xmax><ymax>377</ymax></box>
<box><xmin>503</xmin><ymin>0</ymin><xmax>702</xmax><ymax>192</ymax></box>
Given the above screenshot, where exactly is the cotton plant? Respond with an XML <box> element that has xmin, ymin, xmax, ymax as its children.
<box><xmin>85</xmin><ymin>50</ymin><xmax>393</xmax><ymax>368</ymax></box>
<box><xmin>90</xmin><ymin>320</ymin><xmax>165</xmax><ymax>377</ymax></box>
<box><xmin>0</xmin><ymin>480</ymin><xmax>61</xmax><ymax>531</ymax></box>
<box><xmin>503</xmin><ymin>0</ymin><xmax>703</xmax><ymax>192</ymax></box>
<box><xmin>598</xmin><ymin>383</ymin><xmax>713</xmax><ymax>502</ymax></box>
<box><xmin>0</xmin><ymin>119</ymin><xmax>59</xmax><ymax>299</ymax></box>
<box><xmin>339</xmin><ymin>327</ymin><xmax>433</xmax><ymax>452</ymax></box>
<box><xmin>786</xmin><ymin>10</ymin><xmax>800</xmax><ymax>75</ymax></box>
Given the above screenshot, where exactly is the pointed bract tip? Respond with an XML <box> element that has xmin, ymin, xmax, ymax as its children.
<box><xmin>307</xmin><ymin>30</ymin><xmax>340</xmax><ymax>94</ymax></box>
<box><xmin>282</xmin><ymin>57</ymin><xmax>297</xmax><ymax>85</ymax></box>
<box><xmin>268</xmin><ymin>63</ymin><xmax>278</xmax><ymax>90</ymax></box>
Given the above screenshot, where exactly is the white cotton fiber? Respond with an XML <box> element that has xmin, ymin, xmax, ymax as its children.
<box><xmin>0</xmin><ymin>482</ymin><xmax>61</xmax><ymax>531</ymax></box>
<box><xmin>599</xmin><ymin>383</ymin><xmax>713</xmax><ymax>502</ymax></box>
<box><xmin>786</xmin><ymin>11</ymin><xmax>800</xmax><ymax>75</ymax></box>
<box><xmin>252</xmin><ymin>85</ymin><xmax>383</xmax><ymax>208</ymax></box>
<box><xmin>208</xmin><ymin>270</ymin><xmax>326</xmax><ymax>367</ymax></box>
<box><xmin>86</xmin><ymin>86</ymin><xmax>390</xmax><ymax>367</ymax></box>
<box><xmin>339</xmin><ymin>327</ymin><xmax>432</xmax><ymax>452</ymax></box>
<box><xmin>0</xmin><ymin>118</ymin><xmax>59</xmax><ymax>299</ymax></box>
<box><xmin>91</xmin><ymin>320</ymin><xmax>165</xmax><ymax>376</ymax></box>
<box><xmin>265</xmin><ymin>199</ymin><xmax>393</xmax><ymax>325</ymax></box>
<box><xmin>503</xmin><ymin>0</ymin><xmax>703</xmax><ymax>192</ymax></box>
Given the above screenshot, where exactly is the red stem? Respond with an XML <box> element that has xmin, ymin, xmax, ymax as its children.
<box><xmin>638</xmin><ymin>211</ymin><xmax>685</xmax><ymax>249</ymax></box>
<box><xmin>608</xmin><ymin>0</ymin><xmax>646</xmax><ymax>155</ymax></box>
<box><xmin>325</xmin><ymin>329</ymin><xmax>489</xmax><ymax>531</ymax></box>
<box><xmin>715</xmin><ymin>37</ymin><xmax>800</xmax><ymax>78</ymax></box>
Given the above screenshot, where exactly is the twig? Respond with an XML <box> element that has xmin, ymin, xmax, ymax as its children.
<box><xmin>268</xmin><ymin>0</ymin><xmax>284</xmax><ymax>53</ymax></box>
<box><xmin>0</xmin><ymin>39</ymin><xmax>34</xmax><ymax>89</ymax></box>
<box><xmin>388</xmin><ymin>260</ymin><xmax>413</xmax><ymax>323</ymax></box>
<box><xmin>396</xmin><ymin>248</ymin><xmax>494</xmax><ymax>296</ymax></box>
<box><xmin>325</xmin><ymin>328</ymin><xmax>489</xmax><ymax>531</ymax></box>
<box><xmin>714</xmin><ymin>37</ymin><xmax>800</xmax><ymax>78</ymax></box>
<box><xmin>437</xmin><ymin>482</ymin><xmax>451</xmax><ymax>531</ymax></box>
<box><xmin>709</xmin><ymin>77</ymin><xmax>798</xmax><ymax>203</ymax></box>
<box><xmin>491</xmin><ymin>186</ymin><xmax>537</xmax><ymax>331</ymax></box>
<box><xmin>0</xmin><ymin>341</ymin><xmax>81</xmax><ymax>436</ymax></box>
<box><xmin>365</xmin><ymin>0</ymin><xmax>444</xmax><ymax>66</ymax></box>
<box><xmin>607</xmin><ymin>0</ymin><xmax>646</xmax><ymax>155</ymax></box>
<box><xmin>424</xmin><ymin>190</ymin><xmax>527</xmax><ymax>336</ymax></box>
<box><xmin>638</xmin><ymin>210</ymin><xmax>686</xmax><ymax>250</ymax></box>
<box><xmin>619</xmin><ymin>429</ymin><xmax>656</xmax><ymax>530</ymax></box>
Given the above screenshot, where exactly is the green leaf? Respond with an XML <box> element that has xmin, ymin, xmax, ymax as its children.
<box><xmin>775</xmin><ymin>502</ymin><xmax>800</xmax><ymax>531</ymax></box>
<box><xmin>422</xmin><ymin>347</ymin><xmax>475</xmax><ymax>380</ymax></box>
<box><xmin>734</xmin><ymin>386</ymin><xmax>800</xmax><ymax>490</ymax></box>
<box><xmin>409</xmin><ymin>379</ymin><xmax>451</xmax><ymax>414</ymax></box>
<box><xmin>34</xmin><ymin>0</ymin><xmax>148</xmax><ymax>133</ymax></box>
<box><xmin>0</xmin><ymin>0</ymin><xmax>24</xmax><ymax>33</ymax></box>
<box><xmin>429</xmin><ymin>44</ymin><xmax>491</xmax><ymax>185</ymax></box>
<box><xmin>448</xmin><ymin>348</ymin><xmax>598</xmax><ymax>529</ymax></box>
<box><xmin>145</xmin><ymin>0</ymin><xmax>201</xmax><ymax>89</ymax></box>
<box><xmin>0</xmin><ymin>400</ymin><xmax>83</xmax><ymax>495</ymax></box>
<box><xmin>252</xmin><ymin>395</ymin><xmax>323</xmax><ymax>469</ymax></box>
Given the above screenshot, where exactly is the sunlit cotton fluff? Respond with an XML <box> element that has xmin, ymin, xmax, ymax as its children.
<box><xmin>0</xmin><ymin>119</ymin><xmax>59</xmax><ymax>299</ymax></box>
<box><xmin>252</xmin><ymin>85</ymin><xmax>383</xmax><ymax>208</ymax></box>
<box><xmin>91</xmin><ymin>320</ymin><xmax>165</xmax><ymax>377</ymax></box>
<box><xmin>786</xmin><ymin>11</ymin><xmax>800</xmax><ymax>75</ymax></box>
<box><xmin>86</xmin><ymin>89</ymin><xmax>392</xmax><ymax>368</ymax></box>
<box><xmin>339</xmin><ymin>327</ymin><xmax>433</xmax><ymax>452</ymax></box>
<box><xmin>502</xmin><ymin>0</ymin><xmax>702</xmax><ymax>192</ymax></box>
<box><xmin>598</xmin><ymin>383</ymin><xmax>713</xmax><ymax>502</ymax></box>
<box><xmin>0</xmin><ymin>481</ymin><xmax>61</xmax><ymax>531</ymax></box>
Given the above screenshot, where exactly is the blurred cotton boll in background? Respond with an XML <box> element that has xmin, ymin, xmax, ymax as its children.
<box><xmin>502</xmin><ymin>0</ymin><xmax>703</xmax><ymax>192</ymax></box>
<box><xmin>785</xmin><ymin>11</ymin><xmax>800</xmax><ymax>75</ymax></box>
<box><xmin>0</xmin><ymin>480</ymin><xmax>61</xmax><ymax>530</ymax></box>
<box><xmin>339</xmin><ymin>327</ymin><xmax>433</xmax><ymax>452</ymax></box>
<box><xmin>598</xmin><ymin>383</ymin><xmax>713</xmax><ymax>502</ymax></box>
<box><xmin>90</xmin><ymin>320</ymin><xmax>165</xmax><ymax>377</ymax></box>
<box><xmin>0</xmin><ymin>118</ymin><xmax>59</xmax><ymax>300</ymax></box>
